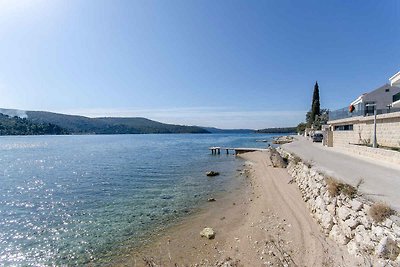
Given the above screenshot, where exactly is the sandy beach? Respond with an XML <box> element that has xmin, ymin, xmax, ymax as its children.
<box><xmin>115</xmin><ymin>151</ymin><xmax>362</xmax><ymax>266</ymax></box>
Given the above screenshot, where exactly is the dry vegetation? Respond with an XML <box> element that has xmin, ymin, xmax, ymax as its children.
<box><xmin>380</xmin><ymin>238</ymin><xmax>400</xmax><ymax>261</ymax></box>
<box><xmin>369</xmin><ymin>202</ymin><xmax>395</xmax><ymax>223</ymax></box>
<box><xmin>325</xmin><ymin>177</ymin><xmax>363</xmax><ymax>199</ymax></box>
<box><xmin>292</xmin><ymin>155</ymin><xmax>302</xmax><ymax>165</ymax></box>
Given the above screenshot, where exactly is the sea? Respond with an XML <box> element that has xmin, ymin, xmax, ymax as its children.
<box><xmin>0</xmin><ymin>133</ymin><xmax>280</xmax><ymax>266</ymax></box>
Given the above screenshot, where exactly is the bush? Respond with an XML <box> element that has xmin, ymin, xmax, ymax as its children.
<box><xmin>326</xmin><ymin>177</ymin><xmax>341</xmax><ymax>197</ymax></box>
<box><xmin>341</xmin><ymin>184</ymin><xmax>357</xmax><ymax>198</ymax></box>
<box><xmin>292</xmin><ymin>155</ymin><xmax>302</xmax><ymax>165</ymax></box>
<box><xmin>369</xmin><ymin>203</ymin><xmax>395</xmax><ymax>223</ymax></box>
<box><xmin>325</xmin><ymin>177</ymin><xmax>361</xmax><ymax>198</ymax></box>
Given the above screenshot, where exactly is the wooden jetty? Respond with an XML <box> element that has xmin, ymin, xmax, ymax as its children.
<box><xmin>209</xmin><ymin>146</ymin><xmax>267</xmax><ymax>155</ymax></box>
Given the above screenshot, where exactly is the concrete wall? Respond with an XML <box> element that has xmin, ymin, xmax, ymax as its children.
<box><xmin>338</xmin><ymin>145</ymin><xmax>400</xmax><ymax>165</ymax></box>
<box><xmin>329</xmin><ymin>112</ymin><xmax>400</xmax><ymax>148</ymax></box>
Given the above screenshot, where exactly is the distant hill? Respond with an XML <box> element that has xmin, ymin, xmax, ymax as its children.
<box><xmin>0</xmin><ymin>109</ymin><xmax>209</xmax><ymax>134</ymax></box>
<box><xmin>255</xmin><ymin>127</ymin><xmax>296</xmax><ymax>134</ymax></box>
<box><xmin>0</xmin><ymin>113</ymin><xmax>69</xmax><ymax>135</ymax></box>
<box><xmin>0</xmin><ymin>108</ymin><xmax>298</xmax><ymax>136</ymax></box>
<box><xmin>201</xmin><ymin>127</ymin><xmax>254</xmax><ymax>134</ymax></box>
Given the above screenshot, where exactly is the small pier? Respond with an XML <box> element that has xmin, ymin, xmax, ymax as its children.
<box><xmin>209</xmin><ymin>146</ymin><xmax>267</xmax><ymax>155</ymax></box>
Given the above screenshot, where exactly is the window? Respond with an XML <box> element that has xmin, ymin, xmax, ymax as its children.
<box><xmin>393</xmin><ymin>92</ymin><xmax>400</xmax><ymax>102</ymax></box>
<box><xmin>334</xmin><ymin>124</ymin><xmax>353</xmax><ymax>131</ymax></box>
<box><xmin>364</xmin><ymin>102</ymin><xmax>375</xmax><ymax>116</ymax></box>
<box><xmin>385</xmin><ymin>88</ymin><xmax>390</xmax><ymax>92</ymax></box>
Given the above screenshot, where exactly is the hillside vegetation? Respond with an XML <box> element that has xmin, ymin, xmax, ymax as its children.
<box><xmin>256</xmin><ymin>127</ymin><xmax>296</xmax><ymax>134</ymax></box>
<box><xmin>0</xmin><ymin>113</ymin><xmax>69</xmax><ymax>135</ymax></box>
<box><xmin>26</xmin><ymin>111</ymin><xmax>209</xmax><ymax>134</ymax></box>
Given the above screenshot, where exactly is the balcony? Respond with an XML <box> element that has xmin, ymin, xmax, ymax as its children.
<box><xmin>329</xmin><ymin>107</ymin><xmax>400</xmax><ymax>121</ymax></box>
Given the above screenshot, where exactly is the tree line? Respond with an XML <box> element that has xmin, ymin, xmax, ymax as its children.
<box><xmin>0</xmin><ymin>113</ymin><xmax>69</xmax><ymax>135</ymax></box>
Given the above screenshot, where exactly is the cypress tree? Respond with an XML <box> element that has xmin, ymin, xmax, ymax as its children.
<box><xmin>310</xmin><ymin>81</ymin><xmax>321</xmax><ymax>125</ymax></box>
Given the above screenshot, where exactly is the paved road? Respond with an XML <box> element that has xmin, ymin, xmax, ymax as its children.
<box><xmin>282</xmin><ymin>136</ymin><xmax>400</xmax><ymax>211</ymax></box>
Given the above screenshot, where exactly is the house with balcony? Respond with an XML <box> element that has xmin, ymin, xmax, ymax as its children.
<box><xmin>326</xmin><ymin>71</ymin><xmax>400</xmax><ymax>161</ymax></box>
<box><xmin>329</xmin><ymin>83</ymin><xmax>400</xmax><ymax>121</ymax></box>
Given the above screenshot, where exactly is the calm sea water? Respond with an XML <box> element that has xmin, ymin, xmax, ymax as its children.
<box><xmin>0</xmin><ymin>133</ymin><xmax>279</xmax><ymax>266</ymax></box>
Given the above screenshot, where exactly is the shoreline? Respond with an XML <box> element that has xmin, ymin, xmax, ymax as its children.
<box><xmin>111</xmin><ymin>159</ymin><xmax>253</xmax><ymax>266</ymax></box>
<box><xmin>113</xmin><ymin>151</ymin><xmax>362</xmax><ymax>266</ymax></box>
<box><xmin>111</xmin><ymin>159</ymin><xmax>249</xmax><ymax>266</ymax></box>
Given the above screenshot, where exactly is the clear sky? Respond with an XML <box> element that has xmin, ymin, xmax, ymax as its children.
<box><xmin>0</xmin><ymin>0</ymin><xmax>399</xmax><ymax>129</ymax></box>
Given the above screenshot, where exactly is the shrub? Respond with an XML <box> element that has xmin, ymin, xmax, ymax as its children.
<box><xmin>341</xmin><ymin>184</ymin><xmax>357</xmax><ymax>198</ymax></box>
<box><xmin>326</xmin><ymin>177</ymin><xmax>341</xmax><ymax>197</ymax></box>
<box><xmin>325</xmin><ymin>177</ymin><xmax>360</xmax><ymax>198</ymax></box>
<box><xmin>292</xmin><ymin>155</ymin><xmax>302</xmax><ymax>165</ymax></box>
<box><xmin>369</xmin><ymin>203</ymin><xmax>395</xmax><ymax>223</ymax></box>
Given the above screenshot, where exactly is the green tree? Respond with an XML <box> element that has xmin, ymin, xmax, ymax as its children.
<box><xmin>312</xmin><ymin>109</ymin><xmax>329</xmax><ymax>130</ymax></box>
<box><xmin>307</xmin><ymin>81</ymin><xmax>321</xmax><ymax>127</ymax></box>
<box><xmin>296</xmin><ymin>122</ymin><xmax>307</xmax><ymax>134</ymax></box>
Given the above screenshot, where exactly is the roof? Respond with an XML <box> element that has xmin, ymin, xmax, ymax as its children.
<box><xmin>350</xmin><ymin>83</ymin><xmax>391</xmax><ymax>103</ymax></box>
<box><xmin>389</xmin><ymin>71</ymin><xmax>400</xmax><ymax>86</ymax></box>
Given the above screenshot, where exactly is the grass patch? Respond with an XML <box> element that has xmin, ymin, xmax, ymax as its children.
<box><xmin>369</xmin><ymin>202</ymin><xmax>395</xmax><ymax>223</ymax></box>
<box><xmin>325</xmin><ymin>177</ymin><xmax>363</xmax><ymax>198</ymax></box>
<box><xmin>326</xmin><ymin>177</ymin><xmax>341</xmax><ymax>197</ymax></box>
<box><xmin>341</xmin><ymin>184</ymin><xmax>357</xmax><ymax>198</ymax></box>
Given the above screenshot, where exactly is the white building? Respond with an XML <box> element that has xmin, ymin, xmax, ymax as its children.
<box><xmin>390</xmin><ymin>71</ymin><xmax>400</xmax><ymax>108</ymax></box>
<box><xmin>326</xmin><ymin>71</ymin><xmax>400</xmax><ymax>153</ymax></box>
<box><xmin>349</xmin><ymin>83</ymin><xmax>400</xmax><ymax>115</ymax></box>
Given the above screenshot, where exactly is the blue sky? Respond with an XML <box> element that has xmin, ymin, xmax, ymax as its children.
<box><xmin>0</xmin><ymin>0</ymin><xmax>399</xmax><ymax>129</ymax></box>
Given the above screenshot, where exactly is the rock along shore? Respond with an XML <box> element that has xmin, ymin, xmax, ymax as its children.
<box><xmin>113</xmin><ymin>150</ymin><xmax>364</xmax><ymax>267</ymax></box>
<box><xmin>278</xmin><ymin>147</ymin><xmax>400</xmax><ymax>266</ymax></box>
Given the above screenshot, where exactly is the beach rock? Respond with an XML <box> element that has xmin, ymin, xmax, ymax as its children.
<box><xmin>206</xmin><ymin>171</ymin><xmax>220</xmax><ymax>177</ymax></box>
<box><xmin>347</xmin><ymin>240</ymin><xmax>359</xmax><ymax>255</ymax></box>
<box><xmin>329</xmin><ymin>225</ymin><xmax>349</xmax><ymax>245</ymax></box>
<box><xmin>337</xmin><ymin>206</ymin><xmax>352</xmax><ymax>221</ymax></box>
<box><xmin>392</xmin><ymin>223</ymin><xmax>400</xmax><ymax>236</ymax></box>
<box><xmin>272</xmin><ymin>136</ymin><xmax>293</xmax><ymax>144</ymax></box>
<box><xmin>285</xmin><ymin>151</ymin><xmax>400</xmax><ymax>265</ymax></box>
<box><xmin>376</xmin><ymin>237</ymin><xmax>400</xmax><ymax>260</ymax></box>
<box><xmin>350</xmin><ymin>199</ymin><xmax>363</xmax><ymax>211</ymax></box>
<box><xmin>344</xmin><ymin>217</ymin><xmax>360</xmax><ymax>230</ymax></box>
<box><xmin>321</xmin><ymin>211</ymin><xmax>333</xmax><ymax>232</ymax></box>
<box><xmin>269</xmin><ymin>149</ymin><xmax>288</xmax><ymax>168</ymax></box>
<box><xmin>200</xmin><ymin>227</ymin><xmax>215</xmax><ymax>239</ymax></box>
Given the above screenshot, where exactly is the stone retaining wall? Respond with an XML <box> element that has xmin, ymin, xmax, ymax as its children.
<box><xmin>279</xmin><ymin>148</ymin><xmax>400</xmax><ymax>266</ymax></box>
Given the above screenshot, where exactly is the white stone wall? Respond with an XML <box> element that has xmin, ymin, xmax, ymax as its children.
<box><xmin>279</xmin><ymin>149</ymin><xmax>400</xmax><ymax>265</ymax></box>
<box><xmin>337</xmin><ymin>144</ymin><xmax>400</xmax><ymax>165</ymax></box>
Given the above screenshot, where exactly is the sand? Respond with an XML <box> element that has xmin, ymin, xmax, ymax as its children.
<box><xmin>114</xmin><ymin>151</ymin><xmax>363</xmax><ymax>266</ymax></box>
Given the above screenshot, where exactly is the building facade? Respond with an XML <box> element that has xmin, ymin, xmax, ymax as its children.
<box><xmin>327</xmin><ymin>71</ymin><xmax>400</xmax><ymax>154</ymax></box>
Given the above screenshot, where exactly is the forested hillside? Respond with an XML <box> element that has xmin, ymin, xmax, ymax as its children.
<box><xmin>0</xmin><ymin>113</ymin><xmax>69</xmax><ymax>135</ymax></box>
